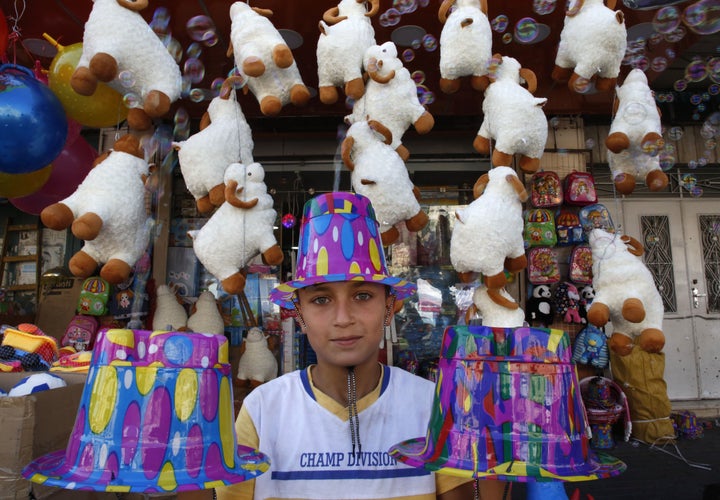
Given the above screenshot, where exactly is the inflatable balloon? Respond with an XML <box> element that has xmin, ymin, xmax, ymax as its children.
<box><xmin>10</xmin><ymin>135</ymin><xmax>98</xmax><ymax>215</ymax></box>
<box><xmin>0</xmin><ymin>7</ymin><xmax>8</xmax><ymax>57</ymax></box>
<box><xmin>44</xmin><ymin>35</ymin><xmax>128</xmax><ymax>129</ymax></box>
<box><xmin>66</xmin><ymin>118</ymin><xmax>82</xmax><ymax>147</ymax></box>
<box><xmin>0</xmin><ymin>64</ymin><xmax>68</xmax><ymax>174</ymax></box>
<box><xmin>0</xmin><ymin>164</ymin><xmax>53</xmax><ymax>198</ymax></box>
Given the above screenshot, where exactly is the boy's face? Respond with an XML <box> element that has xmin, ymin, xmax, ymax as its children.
<box><xmin>296</xmin><ymin>281</ymin><xmax>393</xmax><ymax>369</ymax></box>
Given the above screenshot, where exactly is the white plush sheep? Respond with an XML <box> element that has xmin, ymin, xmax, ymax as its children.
<box><xmin>187</xmin><ymin>291</ymin><xmax>225</xmax><ymax>335</ymax></box>
<box><xmin>70</xmin><ymin>0</ymin><xmax>182</xmax><ymax>131</ymax></box>
<box><xmin>228</xmin><ymin>2</ymin><xmax>311</xmax><ymax>116</ymax></box>
<box><xmin>449</xmin><ymin>166</ymin><xmax>528</xmax><ymax>310</ymax></box>
<box><xmin>346</xmin><ymin>41</ymin><xmax>434</xmax><ymax>161</ymax></box>
<box><xmin>473</xmin><ymin>55</ymin><xmax>548</xmax><ymax>174</ymax></box>
<box><xmin>465</xmin><ymin>284</ymin><xmax>525</xmax><ymax>327</ymax></box>
<box><xmin>41</xmin><ymin>135</ymin><xmax>150</xmax><ymax>285</ymax></box>
<box><xmin>438</xmin><ymin>0</ymin><xmax>492</xmax><ymax>94</ymax></box>
<box><xmin>341</xmin><ymin>120</ymin><xmax>428</xmax><ymax>246</ymax></box>
<box><xmin>587</xmin><ymin>228</ymin><xmax>665</xmax><ymax>355</ymax></box>
<box><xmin>173</xmin><ymin>76</ymin><xmax>254</xmax><ymax>214</ymax></box>
<box><xmin>552</xmin><ymin>0</ymin><xmax>627</xmax><ymax>93</ymax></box>
<box><xmin>153</xmin><ymin>284</ymin><xmax>188</xmax><ymax>331</ymax></box>
<box><xmin>316</xmin><ymin>0</ymin><xmax>379</xmax><ymax>104</ymax></box>
<box><xmin>605</xmin><ymin>69</ymin><xmax>668</xmax><ymax>195</ymax></box>
<box><xmin>189</xmin><ymin>162</ymin><xmax>283</xmax><ymax>295</ymax></box>
<box><xmin>236</xmin><ymin>327</ymin><xmax>278</xmax><ymax>387</ymax></box>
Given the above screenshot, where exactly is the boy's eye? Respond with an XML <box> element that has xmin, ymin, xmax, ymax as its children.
<box><xmin>311</xmin><ymin>296</ymin><xmax>330</xmax><ymax>305</ymax></box>
<box><xmin>355</xmin><ymin>292</ymin><xmax>372</xmax><ymax>301</ymax></box>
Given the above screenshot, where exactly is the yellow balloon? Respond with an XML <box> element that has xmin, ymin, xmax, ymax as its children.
<box><xmin>0</xmin><ymin>164</ymin><xmax>53</xmax><ymax>198</ymax></box>
<box><xmin>44</xmin><ymin>35</ymin><xmax>128</xmax><ymax>128</ymax></box>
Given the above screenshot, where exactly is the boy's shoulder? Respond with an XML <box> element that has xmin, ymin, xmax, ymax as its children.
<box><xmin>386</xmin><ymin>365</ymin><xmax>435</xmax><ymax>392</ymax></box>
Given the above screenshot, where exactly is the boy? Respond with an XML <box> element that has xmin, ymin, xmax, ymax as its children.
<box><xmin>216</xmin><ymin>192</ymin><xmax>473</xmax><ymax>500</ymax></box>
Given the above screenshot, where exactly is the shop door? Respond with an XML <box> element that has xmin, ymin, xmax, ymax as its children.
<box><xmin>619</xmin><ymin>199</ymin><xmax>720</xmax><ymax>401</ymax></box>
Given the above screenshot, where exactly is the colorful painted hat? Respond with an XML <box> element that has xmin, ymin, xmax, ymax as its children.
<box><xmin>269</xmin><ymin>192</ymin><xmax>415</xmax><ymax>309</ymax></box>
<box><xmin>23</xmin><ymin>328</ymin><xmax>269</xmax><ymax>493</ymax></box>
<box><xmin>389</xmin><ymin>325</ymin><xmax>626</xmax><ymax>482</ymax></box>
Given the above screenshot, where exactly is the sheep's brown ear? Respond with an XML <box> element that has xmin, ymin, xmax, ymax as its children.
<box><xmin>252</xmin><ymin>7</ymin><xmax>274</xmax><ymax>18</ymax></box>
<box><xmin>621</xmin><ymin>235</ymin><xmax>644</xmax><ymax>256</ymax></box>
<box><xmin>506</xmin><ymin>174</ymin><xmax>529</xmax><ymax>202</ymax></box>
<box><xmin>116</xmin><ymin>0</ymin><xmax>147</xmax><ymax>12</ymax></box>
<box><xmin>606</xmin><ymin>0</ymin><xmax>617</xmax><ymax>10</ymax></box>
<box><xmin>566</xmin><ymin>0</ymin><xmax>583</xmax><ymax>16</ymax></box>
<box><xmin>438</xmin><ymin>0</ymin><xmax>455</xmax><ymax>24</ymax></box>
<box><xmin>519</xmin><ymin>68</ymin><xmax>537</xmax><ymax>95</ymax></box>
<box><xmin>366</xmin><ymin>0</ymin><xmax>380</xmax><ymax>18</ymax></box>
<box><xmin>473</xmin><ymin>174</ymin><xmax>490</xmax><ymax>198</ymax></box>
<box><xmin>368</xmin><ymin>120</ymin><xmax>393</xmax><ymax>145</ymax></box>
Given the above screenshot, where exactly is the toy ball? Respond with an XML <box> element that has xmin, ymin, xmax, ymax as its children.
<box><xmin>0</xmin><ymin>64</ymin><xmax>68</xmax><ymax>174</ymax></box>
<box><xmin>10</xmin><ymin>135</ymin><xmax>97</xmax><ymax>215</ymax></box>
<box><xmin>44</xmin><ymin>37</ymin><xmax>128</xmax><ymax>129</ymax></box>
<box><xmin>0</xmin><ymin>164</ymin><xmax>53</xmax><ymax>198</ymax></box>
<box><xmin>8</xmin><ymin>372</ymin><xmax>67</xmax><ymax>397</ymax></box>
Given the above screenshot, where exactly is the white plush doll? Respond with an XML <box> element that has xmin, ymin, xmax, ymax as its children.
<box><xmin>473</xmin><ymin>55</ymin><xmax>548</xmax><ymax>174</ymax></box>
<box><xmin>236</xmin><ymin>327</ymin><xmax>278</xmax><ymax>387</ymax></box>
<box><xmin>346</xmin><ymin>41</ymin><xmax>434</xmax><ymax>161</ymax></box>
<box><xmin>228</xmin><ymin>2</ymin><xmax>311</xmax><ymax>116</ymax></box>
<box><xmin>438</xmin><ymin>0</ymin><xmax>492</xmax><ymax>94</ymax></box>
<box><xmin>316</xmin><ymin>0</ymin><xmax>379</xmax><ymax>104</ymax></box>
<box><xmin>605</xmin><ymin>68</ymin><xmax>668</xmax><ymax>195</ymax></box>
<box><xmin>189</xmin><ymin>162</ymin><xmax>283</xmax><ymax>295</ymax></box>
<box><xmin>341</xmin><ymin>120</ymin><xmax>428</xmax><ymax>246</ymax></box>
<box><xmin>70</xmin><ymin>0</ymin><xmax>182</xmax><ymax>131</ymax></box>
<box><xmin>41</xmin><ymin>135</ymin><xmax>151</xmax><ymax>285</ymax></box>
<box><xmin>586</xmin><ymin>228</ymin><xmax>665</xmax><ymax>356</ymax></box>
<box><xmin>450</xmin><ymin>166</ymin><xmax>528</xmax><ymax>310</ymax></box>
<box><xmin>153</xmin><ymin>284</ymin><xmax>188</xmax><ymax>331</ymax></box>
<box><xmin>552</xmin><ymin>0</ymin><xmax>627</xmax><ymax>93</ymax></box>
<box><xmin>187</xmin><ymin>291</ymin><xmax>225</xmax><ymax>335</ymax></box>
<box><xmin>465</xmin><ymin>284</ymin><xmax>525</xmax><ymax>327</ymax></box>
<box><xmin>173</xmin><ymin>76</ymin><xmax>254</xmax><ymax>214</ymax></box>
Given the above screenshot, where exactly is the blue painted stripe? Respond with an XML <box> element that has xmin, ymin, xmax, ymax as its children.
<box><xmin>380</xmin><ymin>365</ymin><xmax>391</xmax><ymax>395</ymax></box>
<box><xmin>300</xmin><ymin>368</ymin><xmax>316</xmax><ymax>401</ymax></box>
<box><xmin>271</xmin><ymin>467</ymin><xmax>431</xmax><ymax>480</ymax></box>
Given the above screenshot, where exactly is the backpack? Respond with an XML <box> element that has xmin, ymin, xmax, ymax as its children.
<box><xmin>77</xmin><ymin>276</ymin><xmax>110</xmax><ymax>316</ymax></box>
<box><xmin>530</xmin><ymin>171</ymin><xmax>563</xmax><ymax>208</ymax></box>
<box><xmin>527</xmin><ymin>247</ymin><xmax>560</xmax><ymax>285</ymax></box>
<box><xmin>563</xmin><ymin>171</ymin><xmax>597</xmax><ymax>206</ymax></box>
<box><xmin>61</xmin><ymin>314</ymin><xmax>99</xmax><ymax>351</ymax></box>
<box><xmin>569</xmin><ymin>244</ymin><xmax>593</xmax><ymax>284</ymax></box>
<box><xmin>556</xmin><ymin>211</ymin><xmax>584</xmax><ymax>246</ymax></box>
<box><xmin>578</xmin><ymin>203</ymin><xmax>615</xmax><ymax>234</ymax></box>
<box><xmin>524</xmin><ymin>208</ymin><xmax>557</xmax><ymax>247</ymax></box>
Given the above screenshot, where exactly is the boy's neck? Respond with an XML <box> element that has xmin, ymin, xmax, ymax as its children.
<box><xmin>311</xmin><ymin>362</ymin><xmax>383</xmax><ymax>406</ymax></box>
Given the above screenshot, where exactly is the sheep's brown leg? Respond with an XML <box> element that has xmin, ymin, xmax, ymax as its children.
<box><xmin>222</xmin><ymin>272</ymin><xmax>247</xmax><ymax>294</ymax></box>
<box><xmin>608</xmin><ymin>333</ymin><xmax>633</xmax><ymax>356</ymax></box>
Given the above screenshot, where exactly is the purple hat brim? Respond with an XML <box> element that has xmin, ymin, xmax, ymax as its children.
<box><xmin>269</xmin><ymin>273</ymin><xmax>416</xmax><ymax>309</ymax></box>
<box><xmin>22</xmin><ymin>445</ymin><xmax>269</xmax><ymax>493</ymax></box>
<box><xmin>388</xmin><ymin>438</ymin><xmax>626</xmax><ymax>482</ymax></box>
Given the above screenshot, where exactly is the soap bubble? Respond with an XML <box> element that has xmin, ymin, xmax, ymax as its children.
<box><xmin>164</xmin><ymin>37</ymin><xmax>183</xmax><ymax>63</ymax></box>
<box><xmin>572</xmin><ymin>77</ymin><xmax>592</xmax><ymax>94</ymax></box>
<box><xmin>690</xmin><ymin>186</ymin><xmax>703</xmax><ymax>197</ymax></box>
<box><xmin>186</xmin><ymin>42</ymin><xmax>203</xmax><ymax>60</ymax></box>
<box><xmin>667</xmin><ymin>126</ymin><xmax>684</xmax><ymax>141</ymax></box>
<box><xmin>118</xmin><ymin>70</ymin><xmax>135</xmax><ymax>89</ymax></box>
<box><xmin>379</xmin><ymin>8</ymin><xmax>401</xmax><ymax>27</ymax></box>
<box><xmin>659</xmin><ymin>152</ymin><xmax>676</xmax><ymax>171</ymax></box>
<box><xmin>686</xmin><ymin>58</ymin><xmax>708</xmax><ymax>82</ymax></box>
<box><xmin>150</xmin><ymin>7</ymin><xmax>170</xmax><ymax>36</ymax></box>
<box><xmin>395</xmin><ymin>0</ymin><xmax>417</xmax><ymax>14</ymax></box>
<box><xmin>623</xmin><ymin>103</ymin><xmax>648</xmax><ymax>125</ymax></box>
<box><xmin>533</xmin><ymin>0</ymin><xmax>556</xmax><ymax>15</ymax></box>
<box><xmin>664</xmin><ymin>25</ymin><xmax>686</xmax><ymax>43</ymax></box>
<box><xmin>402</xmin><ymin>48</ymin><xmax>415</xmax><ymax>62</ymax></box>
<box><xmin>189</xmin><ymin>88</ymin><xmax>206</xmax><ymax>103</ymax></box>
<box><xmin>411</xmin><ymin>70</ymin><xmax>426</xmax><ymax>84</ymax></box>
<box><xmin>491</xmin><ymin>15</ymin><xmax>509</xmax><ymax>33</ymax></box>
<box><xmin>653</xmin><ymin>6</ymin><xmax>680</xmax><ymax>34</ymax></box>
<box><xmin>585</xmin><ymin>138</ymin><xmax>595</xmax><ymax>149</ymax></box>
<box><xmin>502</xmin><ymin>33</ymin><xmax>513</xmax><ymax>44</ymax></box>
<box><xmin>651</xmin><ymin>57</ymin><xmax>668</xmax><ymax>73</ymax></box>
<box><xmin>683</xmin><ymin>0</ymin><xmax>720</xmax><ymax>35</ymax></box>
<box><xmin>183</xmin><ymin>58</ymin><xmax>205</xmax><ymax>84</ymax></box>
<box><xmin>123</xmin><ymin>92</ymin><xmax>141</xmax><ymax>109</ymax></box>
<box><xmin>690</xmin><ymin>93</ymin><xmax>703</xmax><ymax>105</ymax></box>
<box><xmin>708</xmin><ymin>57</ymin><xmax>720</xmax><ymax>83</ymax></box>
<box><xmin>187</xmin><ymin>15</ymin><xmax>216</xmax><ymax>42</ymax></box>
<box><xmin>422</xmin><ymin>34</ymin><xmax>437</xmax><ymax>51</ymax></box>
<box><xmin>514</xmin><ymin>18</ymin><xmax>539</xmax><ymax>43</ymax></box>
<box><xmin>673</xmin><ymin>79</ymin><xmax>688</xmax><ymax>92</ymax></box>
<box><xmin>174</xmin><ymin>107</ymin><xmax>190</xmax><ymax>126</ymax></box>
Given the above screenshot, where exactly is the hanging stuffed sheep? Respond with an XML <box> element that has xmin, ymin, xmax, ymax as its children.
<box><xmin>189</xmin><ymin>162</ymin><xmax>283</xmax><ymax>294</ymax></box>
<box><xmin>70</xmin><ymin>0</ymin><xmax>182</xmax><ymax>131</ymax></box>
<box><xmin>465</xmin><ymin>284</ymin><xmax>525</xmax><ymax>327</ymax></box>
<box><xmin>473</xmin><ymin>55</ymin><xmax>548</xmax><ymax>174</ymax></box>
<box><xmin>449</xmin><ymin>166</ymin><xmax>528</xmax><ymax>310</ymax></box>
<box><xmin>316</xmin><ymin>0</ymin><xmax>379</xmax><ymax>104</ymax></box>
<box><xmin>586</xmin><ymin>228</ymin><xmax>665</xmax><ymax>355</ymax></box>
<box><xmin>341</xmin><ymin>120</ymin><xmax>428</xmax><ymax>245</ymax></box>
<box><xmin>40</xmin><ymin>135</ymin><xmax>151</xmax><ymax>285</ymax></box>
<box><xmin>437</xmin><ymin>0</ymin><xmax>493</xmax><ymax>94</ymax></box>
<box><xmin>552</xmin><ymin>0</ymin><xmax>627</xmax><ymax>93</ymax></box>
<box><xmin>173</xmin><ymin>76</ymin><xmax>254</xmax><ymax>214</ymax></box>
<box><xmin>228</xmin><ymin>2</ymin><xmax>311</xmax><ymax>116</ymax></box>
<box><xmin>605</xmin><ymin>68</ymin><xmax>668</xmax><ymax>195</ymax></box>
<box><xmin>346</xmin><ymin>41</ymin><xmax>434</xmax><ymax>161</ymax></box>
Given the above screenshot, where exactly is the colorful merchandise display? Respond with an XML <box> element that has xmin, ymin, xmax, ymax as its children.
<box><xmin>22</xmin><ymin>328</ymin><xmax>269</xmax><ymax>493</ymax></box>
<box><xmin>389</xmin><ymin>325</ymin><xmax>626</xmax><ymax>482</ymax></box>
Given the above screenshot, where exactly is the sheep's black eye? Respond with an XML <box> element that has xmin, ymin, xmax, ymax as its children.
<box><xmin>248</xmin><ymin>172</ymin><xmax>252</xmax><ymax>176</ymax></box>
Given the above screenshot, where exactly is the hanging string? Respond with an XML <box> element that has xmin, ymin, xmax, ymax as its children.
<box><xmin>347</xmin><ymin>366</ymin><xmax>361</xmax><ymax>455</ymax></box>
